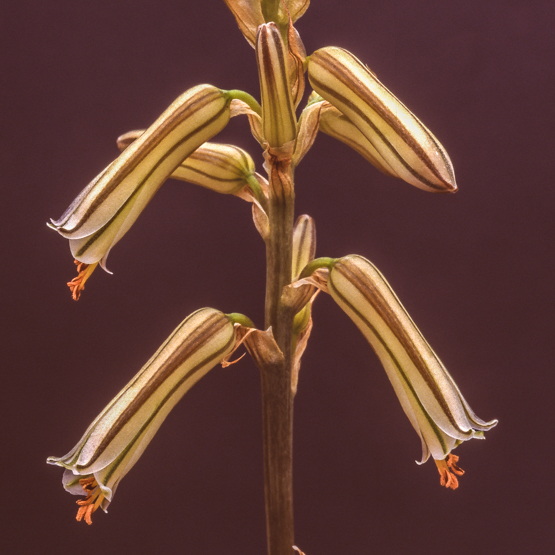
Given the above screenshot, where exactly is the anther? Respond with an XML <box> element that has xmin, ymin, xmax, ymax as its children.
<box><xmin>435</xmin><ymin>454</ymin><xmax>465</xmax><ymax>490</ymax></box>
<box><xmin>67</xmin><ymin>260</ymin><xmax>98</xmax><ymax>301</ymax></box>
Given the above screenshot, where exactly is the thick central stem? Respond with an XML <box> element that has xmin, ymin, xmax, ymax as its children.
<box><xmin>262</xmin><ymin>158</ymin><xmax>296</xmax><ymax>555</ymax></box>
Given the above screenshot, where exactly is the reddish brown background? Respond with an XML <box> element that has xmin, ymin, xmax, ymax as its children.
<box><xmin>2</xmin><ymin>1</ymin><xmax>554</xmax><ymax>553</ymax></box>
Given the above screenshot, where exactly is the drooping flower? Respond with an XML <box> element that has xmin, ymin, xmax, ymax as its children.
<box><xmin>49</xmin><ymin>85</ymin><xmax>233</xmax><ymax>298</ymax></box>
<box><xmin>325</xmin><ymin>255</ymin><xmax>497</xmax><ymax>488</ymax></box>
<box><xmin>47</xmin><ymin>308</ymin><xmax>252</xmax><ymax>523</ymax></box>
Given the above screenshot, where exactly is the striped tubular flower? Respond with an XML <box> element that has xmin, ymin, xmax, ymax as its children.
<box><xmin>307</xmin><ymin>47</ymin><xmax>457</xmax><ymax>193</ymax></box>
<box><xmin>47</xmin><ymin>308</ymin><xmax>247</xmax><ymax>524</ymax></box>
<box><xmin>117</xmin><ymin>132</ymin><xmax>260</xmax><ymax>196</ymax></box>
<box><xmin>49</xmin><ymin>85</ymin><xmax>232</xmax><ymax>298</ymax></box>
<box><xmin>256</xmin><ymin>22</ymin><xmax>297</xmax><ymax>148</ymax></box>
<box><xmin>327</xmin><ymin>255</ymin><xmax>497</xmax><ymax>489</ymax></box>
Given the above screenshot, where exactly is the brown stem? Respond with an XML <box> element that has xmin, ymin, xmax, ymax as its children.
<box><xmin>260</xmin><ymin>156</ymin><xmax>296</xmax><ymax>555</ymax></box>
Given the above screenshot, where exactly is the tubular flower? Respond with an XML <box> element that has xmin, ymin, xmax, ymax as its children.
<box><xmin>327</xmin><ymin>255</ymin><xmax>497</xmax><ymax>488</ymax></box>
<box><xmin>47</xmin><ymin>308</ymin><xmax>247</xmax><ymax>523</ymax></box>
<box><xmin>307</xmin><ymin>47</ymin><xmax>457</xmax><ymax>193</ymax></box>
<box><xmin>49</xmin><ymin>85</ymin><xmax>232</xmax><ymax>275</ymax></box>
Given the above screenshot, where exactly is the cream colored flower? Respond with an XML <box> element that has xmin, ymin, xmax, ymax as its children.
<box><xmin>326</xmin><ymin>255</ymin><xmax>497</xmax><ymax>488</ymax></box>
<box><xmin>47</xmin><ymin>308</ymin><xmax>248</xmax><ymax>523</ymax></box>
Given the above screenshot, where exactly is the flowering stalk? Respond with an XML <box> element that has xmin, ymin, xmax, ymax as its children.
<box><xmin>48</xmin><ymin>2</ymin><xmax>496</xmax><ymax>553</ymax></box>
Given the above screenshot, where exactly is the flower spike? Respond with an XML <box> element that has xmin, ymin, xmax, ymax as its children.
<box><xmin>326</xmin><ymin>255</ymin><xmax>497</xmax><ymax>483</ymax></box>
<box><xmin>47</xmin><ymin>308</ymin><xmax>244</xmax><ymax>521</ymax></box>
<box><xmin>307</xmin><ymin>47</ymin><xmax>457</xmax><ymax>193</ymax></box>
<box><xmin>49</xmin><ymin>85</ymin><xmax>232</xmax><ymax>274</ymax></box>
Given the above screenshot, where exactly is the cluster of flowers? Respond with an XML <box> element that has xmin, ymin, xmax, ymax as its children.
<box><xmin>48</xmin><ymin>0</ymin><xmax>496</xmax><ymax>525</ymax></box>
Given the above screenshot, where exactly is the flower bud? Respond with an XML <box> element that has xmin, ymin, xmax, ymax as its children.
<box><xmin>118</xmin><ymin>133</ymin><xmax>257</xmax><ymax>195</ymax></box>
<box><xmin>307</xmin><ymin>47</ymin><xmax>457</xmax><ymax>193</ymax></box>
<box><xmin>223</xmin><ymin>1</ymin><xmax>310</xmax><ymax>47</ymax></box>
<box><xmin>256</xmin><ymin>22</ymin><xmax>297</xmax><ymax>148</ymax></box>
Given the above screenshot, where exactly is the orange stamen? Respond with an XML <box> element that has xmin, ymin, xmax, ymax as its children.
<box><xmin>67</xmin><ymin>260</ymin><xmax>98</xmax><ymax>301</ymax></box>
<box><xmin>446</xmin><ymin>454</ymin><xmax>465</xmax><ymax>476</ymax></box>
<box><xmin>435</xmin><ymin>454</ymin><xmax>465</xmax><ymax>490</ymax></box>
<box><xmin>75</xmin><ymin>477</ymin><xmax>105</xmax><ymax>525</ymax></box>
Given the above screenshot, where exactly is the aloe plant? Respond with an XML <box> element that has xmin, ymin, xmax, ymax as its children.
<box><xmin>47</xmin><ymin>2</ymin><xmax>496</xmax><ymax>554</ymax></box>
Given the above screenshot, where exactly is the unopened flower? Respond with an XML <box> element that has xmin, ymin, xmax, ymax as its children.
<box><xmin>256</xmin><ymin>22</ymin><xmax>297</xmax><ymax>148</ymax></box>
<box><xmin>47</xmin><ymin>308</ymin><xmax>250</xmax><ymax>523</ymax></box>
<box><xmin>223</xmin><ymin>0</ymin><xmax>310</xmax><ymax>48</ymax></box>
<box><xmin>326</xmin><ymin>255</ymin><xmax>497</xmax><ymax>488</ymax></box>
<box><xmin>307</xmin><ymin>47</ymin><xmax>457</xmax><ymax>193</ymax></box>
<box><xmin>117</xmin><ymin>133</ymin><xmax>260</xmax><ymax>196</ymax></box>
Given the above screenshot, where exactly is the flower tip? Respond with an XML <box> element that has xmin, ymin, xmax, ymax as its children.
<box><xmin>445</xmin><ymin>179</ymin><xmax>459</xmax><ymax>193</ymax></box>
<box><xmin>446</xmin><ymin>179</ymin><xmax>458</xmax><ymax>193</ymax></box>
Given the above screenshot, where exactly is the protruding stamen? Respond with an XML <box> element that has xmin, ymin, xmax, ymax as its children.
<box><xmin>75</xmin><ymin>477</ymin><xmax>104</xmax><ymax>525</ymax></box>
<box><xmin>67</xmin><ymin>260</ymin><xmax>98</xmax><ymax>301</ymax></box>
<box><xmin>446</xmin><ymin>454</ymin><xmax>465</xmax><ymax>476</ymax></box>
<box><xmin>435</xmin><ymin>454</ymin><xmax>465</xmax><ymax>490</ymax></box>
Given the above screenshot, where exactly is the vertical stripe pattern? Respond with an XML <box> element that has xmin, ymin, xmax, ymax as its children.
<box><xmin>328</xmin><ymin>255</ymin><xmax>497</xmax><ymax>462</ymax></box>
<box><xmin>308</xmin><ymin>47</ymin><xmax>457</xmax><ymax>193</ymax></box>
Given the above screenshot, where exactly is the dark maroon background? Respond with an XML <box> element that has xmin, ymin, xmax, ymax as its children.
<box><xmin>3</xmin><ymin>1</ymin><xmax>554</xmax><ymax>553</ymax></box>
